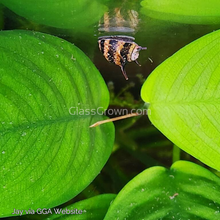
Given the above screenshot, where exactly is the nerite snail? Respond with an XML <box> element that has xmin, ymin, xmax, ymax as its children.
<box><xmin>98</xmin><ymin>35</ymin><xmax>147</xmax><ymax>80</ymax></box>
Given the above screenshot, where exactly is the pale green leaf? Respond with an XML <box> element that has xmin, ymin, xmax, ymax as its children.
<box><xmin>141</xmin><ymin>30</ymin><xmax>220</xmax><ymax>170</ymax></box>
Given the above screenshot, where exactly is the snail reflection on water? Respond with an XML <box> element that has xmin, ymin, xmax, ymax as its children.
<box><xmin>98</xmin><ymin>35</ymin><xmax>147</xmax><ymax>80</ymax></box>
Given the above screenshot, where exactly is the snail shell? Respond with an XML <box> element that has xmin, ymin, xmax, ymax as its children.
<box><xmin>98</xmin><ymin>35</ymin><xmax>146</xmax><ymax>80</ymax></box>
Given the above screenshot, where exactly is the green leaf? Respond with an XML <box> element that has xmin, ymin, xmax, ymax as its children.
<box><xmin>0</xmin><ymin>30</ymin><xmax>114</xmax><ymax>218</ymax></box>
<box><xmin>1</xmin><ymin>0</ymin><xmax>107</xmax><ymax>29</ymax></box>
<box><xmin>140</xmin><ymin>0</ymin><xmax>220</xmax><ymax>24</ymax></box>
<box><xmin>104</xmin><ymin>161</ymin><xmax>220</xmax><ymax>220</ymax></box>
<box><xmin>45</xmin><ymin>194</ymin><xmax>116</xmax><ymax>220</ymax></box>
<box><xmin>141</xmin><ymin>30</ymin><xmax>220</xmax><ymax>170</ymax></box>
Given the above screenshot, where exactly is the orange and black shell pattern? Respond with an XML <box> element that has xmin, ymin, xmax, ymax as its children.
<box><xmin>98</xmin><ymin>35</ymin><xmax>146</xmax><ymax>80</ymax></box>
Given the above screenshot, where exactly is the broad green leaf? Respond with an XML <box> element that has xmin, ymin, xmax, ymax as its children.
<box><xmin>43</xmin><ymin>194</ymin><xmax>116</xmax><ymax>220</ymax></box>
<box><xmin>104</xmin><ymin>161</ymin><xmax>220</xmax><ymax>220</ymax></box>
<box><xmin>141</xmin><ymin>30</ymin><xmax>220</xmax><ymax>170</ymax></box>
<box><xmin>1</xmin><ymin>0</ymin><xmax>107</xmax><ymax>29</ymax></box>
<box><xmin>141</xmin><ymin>0</ymin><xmax>220</xmax><ymax>24</ymax></box>
<box><xmin>0</xmin><ymin>30</ymin><xmax>114</xmax><ymax>218</ymax></box>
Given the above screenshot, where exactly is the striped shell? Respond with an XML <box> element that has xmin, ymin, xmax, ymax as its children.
<box><xmin>98</xmin><ymin>35</ymin><xmax>146</xmax><ymax>80</ymax></box>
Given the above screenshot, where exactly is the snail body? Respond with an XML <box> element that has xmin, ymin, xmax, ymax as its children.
<box><xmin>98</xmin><ymin>35</ymin><xmax>146</xmax><ymax>80</ymax></box>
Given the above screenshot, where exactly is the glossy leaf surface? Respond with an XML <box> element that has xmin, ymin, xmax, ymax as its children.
<box><xmin>0</xmin><ymin>30</ymin><xmax>114</xmax><ymax>217</ymax></box>
<box><xmin>104</xmin><ymin>161</ymin><xmax>220</xmax><ymax>220</ymax></box>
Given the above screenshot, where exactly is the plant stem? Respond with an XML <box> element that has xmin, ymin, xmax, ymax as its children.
<box><xmin>172</xmin><ymin>144</ymin><xmax>180</xmax><ymax>163</ymax></box>
<box><xmin>90</xmin><ymin>113</ymin><xmax>139</xmax><ymax>128</ymax></box>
